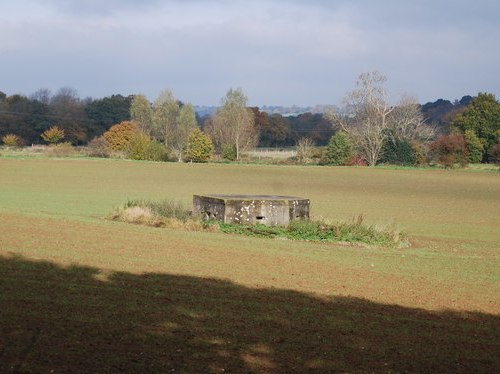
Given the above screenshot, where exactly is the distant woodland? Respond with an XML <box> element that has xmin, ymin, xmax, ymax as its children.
<box><xmin>0</xmin><ymin>88</ymin><xmax>473</xmax><ymax>147</ymax></box>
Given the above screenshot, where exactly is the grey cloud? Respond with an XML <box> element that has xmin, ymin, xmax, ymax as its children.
<box><xmin>42</xmin><ymin>0</ymin><xmax>164</xmax><ymax>16</ymax></box>
<box><xmin>1</xmin><ymin>0</ymin><xmax>499</xmax><ymax>105</ymax></box>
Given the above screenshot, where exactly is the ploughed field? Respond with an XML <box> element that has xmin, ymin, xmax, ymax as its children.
<box><xmin>0</xmin><ymin>158</ymin><xmax>499</xmax><ymax>373</ymax></box>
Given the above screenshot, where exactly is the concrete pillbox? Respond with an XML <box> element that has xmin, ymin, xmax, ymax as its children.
<box><xmin>193</xmin><ymin>194</ymin><xmax>310</xmax><ymax>226</ymax></box>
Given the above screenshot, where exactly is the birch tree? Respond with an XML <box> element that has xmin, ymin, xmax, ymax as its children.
<box><xmin>208</xmin><ymin>88</ymin><xmax>257</xmax><ymax>160</ymax></box>
<box><xmin>153</xmin><ymin>90</ymin><xmax>179</xmax><ymax>149</ymax></box>
<box><xmin>130</xmin><ymin>95</ymin><xmax>154</xmax><ymax>136</ymax></box>
<box><xmin>171</xmin><ymin>104</ymin><xmax>197</xmax><ymax>162</ymax></box>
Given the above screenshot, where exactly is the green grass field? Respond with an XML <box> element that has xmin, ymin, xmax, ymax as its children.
<box><xmin>1</xmin><ymin>158</ymin><xmax>499</xmax><ymax>372</ymax></box>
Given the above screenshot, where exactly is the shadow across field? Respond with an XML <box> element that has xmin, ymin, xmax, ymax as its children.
<box><xmin>0</xmin><ymin>255</ymin><xmax>499</xmax><ymax>373</ymax></box>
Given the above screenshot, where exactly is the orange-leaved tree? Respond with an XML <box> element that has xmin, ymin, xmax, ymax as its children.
<box><xmin>103</xmin><ymin>121</ymin><xmax>139</xmax><ymax>151</ymax></box>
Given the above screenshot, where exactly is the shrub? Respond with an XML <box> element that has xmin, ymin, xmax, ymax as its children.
<box><xmin>296</xmin><ymin>138</ymin><xmax>314</xmax><ymax>164</ymax></box>
<box><xmin>430</xmin><ymin>134</ymin><xmax>468</xmax><ymax>168</ymax></box>
<box><xmin>41</xmin><ymin>126</ymin><xmax>65</xmax><ymax>144</ymax></box>
<box><xmin>126</xmin><ymin>133</ymin><xmax>168</xmax><ymax>161</ymax></box>
<box><xmin>311</xmin><ymin>147</ymin><xmax>325</xmax><ymax>163</ymax></box>
<box><xmin>103</xmin><ymin>121</ymin><xmax>139</xmax><ymax>151</ymax></box>
<box><xmin>380</xmin><ymin>137</ymin><xmax>417</xmax><ymax>166</ymax></box>
<box><xmin>86</xmin><ymin>136</ymin><xmax>110</xmax><ymax>158</ymax></box>
<box><xmin>46</xmin><ymin>142</ymin><xmax>78</xmax><ymax>157</ymax></box>
<box><xmin>323</xmin><ymin>131</ymin><xmax>354</xmax><ymax>165</ymax></box>
<box><xmin>1</xmin><ymin>134</ymin><xmax>23</xmax><ymax>147</ymax></box>
<box><xmin>222</xmin><ymin>144</ymin><xmax>237</xmax><ymax>161</ymax></box>
<box><xmin>345</xmin><ymin>154</ymin><xmax>368</xmax><ymax>166</ymax></box>
<box><xmin>464</xmin><ymin>129</ymin><xmax>484</xmax><ymax>163</ymax></box>
<box><xmin>488</xmin><ymin>142</ymin><xmax>500</xmax><ymax>165</ymax></box>
<box><xmin>185</xmin><ymin>129</ymin><xmax>213</xmax><ymax>162</ymax></box>
<box><xmin>411</xmin><ymin>141</ymin><xmax>429</xmax><ymax>166</ymax></box>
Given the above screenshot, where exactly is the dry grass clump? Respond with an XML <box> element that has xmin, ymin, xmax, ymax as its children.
<box><xmin>112</xmin><ymin>206</ymin><xmax>162</xmax><ymax>226</ymax></box>
<box><xmin>110</xmin><ymin>200</ymin><xmax>219</xmax><ymax>232</ymax></box>
<box><xmin>45</xmin><ymin>143</ymin><xmax>80</xmax><ymax>158</ymax></box>
<box><xmin>243</xmin><ymin>148</ymin><xmax>297</xmax><ymax>160</ymax></box>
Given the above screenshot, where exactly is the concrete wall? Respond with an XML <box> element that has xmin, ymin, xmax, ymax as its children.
<box><xmin>193</xmin><ymin>195</ymin><xmax>226</xmax><ymax>221</ymax></box>
<box><xmin>193</xmin><ymin>195</ymin><xmax>310</xmax><ymax>226</ymax></box>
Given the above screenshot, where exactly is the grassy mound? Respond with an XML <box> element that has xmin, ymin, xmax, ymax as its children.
<box><xmin>111</xmin><ymin>200</ymin><xmax>407</xmax><ymax>247</ymax></box>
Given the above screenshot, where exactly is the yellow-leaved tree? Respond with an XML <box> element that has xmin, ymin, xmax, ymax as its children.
<box><xmin>41</xmin><ymin>126</ymin><xmax>65</xmax><ymax>144</ymax></box>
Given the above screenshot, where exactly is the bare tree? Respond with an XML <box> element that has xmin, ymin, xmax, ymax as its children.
<box><xmin>296</xmin><ymin>137</ymin><xmax>314</xmax><ymax>164</ymax></box>
<box><xmin>49</xmin><ymin>87</ymin><xmax>87</xmax><ymax>144</ymax></box>
<box><xmin>389</xmin><ymin>95</ymin><xmax>435</xmax><ymax>143</ymax></box>
<box><xmin>208</xmin><ymin>88</ymin><xmax>258</xmax><ymax>160</ymax></box>
<box><xmin>326</xmin><ymin>71</ymin><xmax>393</xmax><ymax>166</ymax></box>
<box><xmin>30</xmin><ymin>88</ymin><xmax>51</xmax><ymax>105</ymax></box>
<box><xmin>327</xmin><ymin>71</ymin><xmax>433</xmax><ymax>166</ymax></box>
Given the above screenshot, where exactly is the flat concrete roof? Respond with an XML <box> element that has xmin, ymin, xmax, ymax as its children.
<box><xmin>197</xmin><ymin>194</ymin><xmax>308</xmax><ymax>201</ymax></box>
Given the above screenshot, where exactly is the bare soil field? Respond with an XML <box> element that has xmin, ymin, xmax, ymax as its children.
<box><xmin>0</xmin><ymin>158</ymin><xmax>499</xmax><ymax>372</ymax></box>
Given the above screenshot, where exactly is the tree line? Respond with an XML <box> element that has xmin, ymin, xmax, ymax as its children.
<box><xmin>1</xmin><ymin>72</ymin><xmax>499</xmax><ymax>166</ymax></box>
<box><xmin>0</xmin><ymin>88</ymin><xmax>331</xmax><ymax>148</ymax></box>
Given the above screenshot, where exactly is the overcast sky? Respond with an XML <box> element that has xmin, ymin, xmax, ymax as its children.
<box><xmin>1</xmin><ymin>0</ymin><xmax>499</xmax><ymax>106</ymax></box>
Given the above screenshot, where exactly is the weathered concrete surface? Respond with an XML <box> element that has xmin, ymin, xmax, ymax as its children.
<box><xmin>193</xmin><ymin>194</ymin><xmax>310</xmax><ymax>226</ymax></box>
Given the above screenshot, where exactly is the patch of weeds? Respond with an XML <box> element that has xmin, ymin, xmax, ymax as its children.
<box><xmin>219</xmin><ymin>215</ymin><xmax>408</xmax><ymax>248</ymax></box>
<box><xmin>218</xmin><ymin>223</ymin><xmax>283</xmax><ymax>238</ymax></box>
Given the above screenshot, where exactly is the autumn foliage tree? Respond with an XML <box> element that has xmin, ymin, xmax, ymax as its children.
<box><xmin>430</xmin><ymin>134</ymin><xmax>468</xmax><ymax>168</ymax></box>
<box><xmin>1</xmin><ymin>134</ymin><xmax>23</xmax><ymax>147</ymax></box>
<box><xmin>103</xmin><ymin>121</ymin><xmax>139</xmax><ymax>151</ymax></box>
<box><xmin>41</xmin><ymin>126</ymin><xmax>65</xmax><ymax>144</ymax></box>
